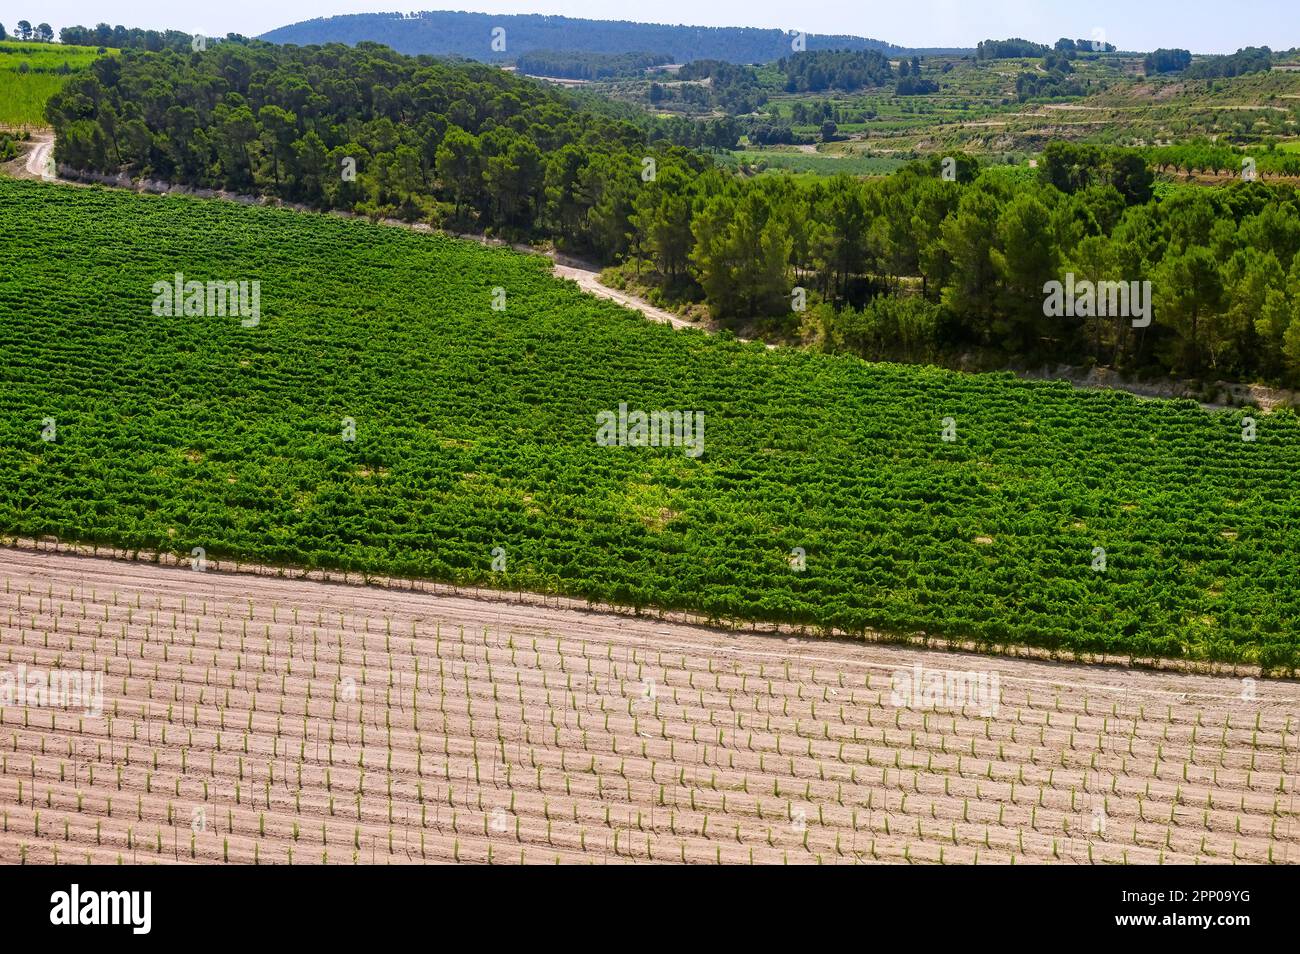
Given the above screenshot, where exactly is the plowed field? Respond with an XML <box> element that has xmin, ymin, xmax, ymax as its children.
<box><xmin>1</xmin><ymin>547</ymin><xmax>1296</xmax><ymax>864</ymax></box>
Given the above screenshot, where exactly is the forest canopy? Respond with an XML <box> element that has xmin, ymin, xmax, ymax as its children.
<box><xmin>513</xmin><ymin>50</ymin><xmax>671</xmax><ymax>80</ymax></box>
<box><xmin>259</xmin><ymin>11</ymin><xmax>906</xmax><ymax>64</ymax></box>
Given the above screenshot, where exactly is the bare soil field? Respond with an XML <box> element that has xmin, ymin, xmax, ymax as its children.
<box><xmin>0</xmin><ymin>546</ymin><xmax>1296</xmax><ymax>865</ymax></box>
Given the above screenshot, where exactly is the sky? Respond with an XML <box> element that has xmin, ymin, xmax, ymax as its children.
<box><xmin>2</xmin><ymin>1</ymin><xmax>1296</xmax><ymax>54</ymax></box>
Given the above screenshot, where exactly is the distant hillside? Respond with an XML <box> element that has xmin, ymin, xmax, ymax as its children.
<box><xmin>258</xmin><ymin>10</ymin><xmax>944</xmax><ymax>63</ymax></box>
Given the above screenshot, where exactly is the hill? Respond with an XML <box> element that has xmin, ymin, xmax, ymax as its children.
<box><xmin>258</xmin><ymin>11</ymin><xmax>920</xmax><ymax>63</ymax></box>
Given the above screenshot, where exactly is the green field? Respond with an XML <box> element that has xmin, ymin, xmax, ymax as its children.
<box><xmin>721</xmin><ymin>149</ymin><xmax>905</xmax><ymax>176</ymax></box>
<box><xmin>3</xmin><ymin>178</ymin><xmax>1300</xmax><ymax>667</ymax></box>
<box><xmin>0</xmin><ymin>41</ymin><xmax>110</xmax><ymax>126</ymax></box>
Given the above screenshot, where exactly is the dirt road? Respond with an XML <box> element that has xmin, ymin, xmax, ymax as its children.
<box><xmin>551</xmin><ymin>261</ymin><xmax>696</xmax><ymax>331</ymax></box>
<box><xmin>23</xmin><ymin>132</ymin><xmax>55</xmax><ymax>180</ymax></box>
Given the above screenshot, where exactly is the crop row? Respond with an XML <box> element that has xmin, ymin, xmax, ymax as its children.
<box><xmin>3</xmin><ymin>551</ymin><xmax>1297</xmax><ymax>864</ymax></box>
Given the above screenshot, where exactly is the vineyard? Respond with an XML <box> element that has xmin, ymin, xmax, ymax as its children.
<box><xmin>0</xmin><ymin>41</ymin><xmax>107</xmax><ymax>127</ymax></box>
<box><xmin>1</xmin><ymin>547</ymin><xmax>1297</xmax><ymax>865</ymax></box>
<box><xmin>3</xmin><ymin>178</ymin><xmax>1300</xmax><ymax>667</ymax></box>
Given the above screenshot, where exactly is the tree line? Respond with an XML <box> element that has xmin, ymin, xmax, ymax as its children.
<box><xmin>977</xmin><ymin>38</ymin><xmax>1048</xmax><ymax>60</ymax></box>
<box><xmin>979</xmin><ymin>37</ymin><xmax>1116</xmax><ymax>59</ymax></box>
<box><xmin>776</xmin><ymin>49</ymin><xmax>894</xmax><ymax>92</ymax></box>
<box><xmin>1145</xmin><ymin>141</ymin><xmax>1300</xmax><ymax>178</ymax></box>
<box><xmin>1185</xmin><ymin>47</ymin><xmax>1273</xmax><ymax>79</ymax></box>
<box><xmin>45</xmin><ymin>43</ymin><xmax>1300</xmax><ymax>385</ymax></box>
<box><xmin>671</xmin><ymin>60</ymin><xmax>768</xmax><ymax>113</ymax></box>
<box><xmin>674</xmin><ymin>49</ymin><xmax>930</xmax><ymax>102</ymax></box>
<box><xmin>1144</xmin><ymin>49</ymin><xmax>1192</xmax><ymax>75</ymax></box>
<box><xmin>3</xmin><ymin>20</ymin><xmax>55</xmax><ymax>42</ymax></box>
<box><xmin>1054</xmin><ymin>38</ymin><xmax>1117</xmax><ymax>53</ymax></box>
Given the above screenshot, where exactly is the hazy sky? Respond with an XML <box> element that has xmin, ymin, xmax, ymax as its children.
<box><xmin>6</xmin><ymin>1</ymin><xmax>1297</xmax><ymax>54</ymax></box>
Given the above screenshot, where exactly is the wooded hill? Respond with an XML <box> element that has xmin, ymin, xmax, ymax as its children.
<box><xmin>258</xmin><ymin>11</ymin><xmax>913</xmax><ymax>63</ymax></box>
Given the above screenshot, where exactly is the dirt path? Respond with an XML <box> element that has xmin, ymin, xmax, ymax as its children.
<box><xmin>551</xmin><ymin>261</ymin><xmax>696</xmax><ymax>331</ymax></box>
<box><xmin>1017</xmin><ymin>364</ymin><xmax>1298</xmax><ymax>412</ymax></box>
<box><xmin>1</xmin><ymin>547</ymin><xmax>1295</xmax><ymax>866</ymax></box>
<box><xmin>22</xmin><ymin>132</ymin><xmax>54</xmax><ymax>180</ymax></box>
